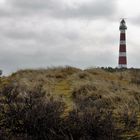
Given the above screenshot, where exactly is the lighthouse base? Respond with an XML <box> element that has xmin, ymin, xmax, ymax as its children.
<box><xmin>118</xmin><ymin>64</ymin><xmax>127</xmax><ymax>69</ymax></box>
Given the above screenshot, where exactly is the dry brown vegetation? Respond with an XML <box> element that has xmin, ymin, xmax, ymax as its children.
<box><xmin>0</xmin><ymin>66</ymin><xmax>140</xmax><ymax>140</ymax></box>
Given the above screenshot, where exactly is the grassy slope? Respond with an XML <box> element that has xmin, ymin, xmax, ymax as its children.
<box><xmin>1</xmin><ymin>67</ymin><xmax>140</xmax><ymax>139</ymax></box>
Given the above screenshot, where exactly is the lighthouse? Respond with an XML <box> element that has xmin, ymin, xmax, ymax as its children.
<box><xmin>118</xmin><ymin>19</ymin><xmax>127</xmax><ymax>68</ymax></box>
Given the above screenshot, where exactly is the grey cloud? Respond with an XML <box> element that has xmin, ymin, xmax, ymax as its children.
<box><xmin>0</xmin><ymin>19</ymin><xmax>117</xmax><ymax>75</ymax></box>
<box><xmin>130</xmin><ymin>16</ymin><xmax>140</xmax><ymax>26</ymax></box>
<box><xmin>0</xmin><ymin>0</ymin><xmax>125</xmax><ymax>75</ymax></box>
<box><xmin>10</xmin><ymin>0</ymin><xmax>55</xmax><ymax>9</ymax></box>
<box><xmin>6</xmin><ymin>0</ymin><xmax>116</xmax><ymax>19</ymax></box>
<box><xmin>0</xmin><ymin>17</ymin><xmax>81</xmax><ymax>46</ymax></box>
<box><xmin>7</xmin><ymin>0</ymin><xmax>62</xmax><ymax>17</ymax></box>
<box><xmin>3</xmin><ymin>29</ymin><xmax>36</xmax><ymax>40</ymax></box>
<box><xmin>0</xmin><ymin>9</ymin><xmax>9</xmax><ymax>17</ymax></box>
<box><xmin>0</xmin><ymin>43</ymin><xmax>116</xmax><ymax>75</ymax></box>
<box><xmin>52</xmin><ymin>0</ymin><xmax>116</xmax><ymax>19</ymax></box>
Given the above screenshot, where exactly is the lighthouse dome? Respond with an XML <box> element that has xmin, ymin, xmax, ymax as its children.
<box><xmin>119</xmin><ymin>19</ymin><xmax>127</xmax><ymax>30</ymax></box>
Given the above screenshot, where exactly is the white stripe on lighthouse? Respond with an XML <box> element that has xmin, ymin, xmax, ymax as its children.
<box><xmin>119</xmin><ymin>64</ymin><xmax>127</xmax><ymax>68</ymax></box>
<box><xmin>120</xmin><ymin>40</ymin><xmax>126</xmax><ymax>45</ymax></box>
<box><xmin>120</xmin><ymin>30</ymin><xmax>125</xmax><ymax>33</ymax></box>
<box><xmin>119</xmin><ymin>52</ymin><xmax>126</xmax><ymax>57</ymax></box>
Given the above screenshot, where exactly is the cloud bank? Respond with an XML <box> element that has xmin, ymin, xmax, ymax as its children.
<box><xmin>0</xmin><ymin>0</ymin><xmax>139</xmax><ymax>75</ymax></box>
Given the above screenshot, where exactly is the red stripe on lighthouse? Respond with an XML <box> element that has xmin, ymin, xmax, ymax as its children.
<box><xmin>120</xmin><ymin>33</ymin><xmax>125</xmax><ymax>40</ymax></box>
<box><xmin>119</xmin><ymin>45</ymin><xmax>126</xmax><ymax>52</ymax></box>
<box><xmin>119</xmin><ymin>56</ymin><xmax>127</xmax><ymax>64</ymax></box>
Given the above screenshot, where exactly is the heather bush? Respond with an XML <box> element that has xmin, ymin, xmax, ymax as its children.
<box><xmin>65</xmin><ymin>108</ymin><xmax>120</xmax><ymax>140</ymax></box>
<box><xmin>0</xmin><ymin>83</ymin><xmax>65</xmax><ymax>140</ymax></box>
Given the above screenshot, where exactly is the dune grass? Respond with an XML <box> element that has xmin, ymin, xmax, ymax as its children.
<box><xmin>0</xmin><ymin>66</ymin><xmax>140</xmax><ymax>139</ymax></box>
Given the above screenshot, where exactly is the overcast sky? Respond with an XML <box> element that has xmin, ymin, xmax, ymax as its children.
<box><xmin>0</xmin><ymin>0</ymin><xmax>140</xmax><ymax>75</ymax></box>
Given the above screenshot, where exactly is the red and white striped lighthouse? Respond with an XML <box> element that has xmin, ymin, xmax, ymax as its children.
<box><xmin>118</xmin><ymin>19</ymin><xmax>127</xmax><ymax>68</ymax></box>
